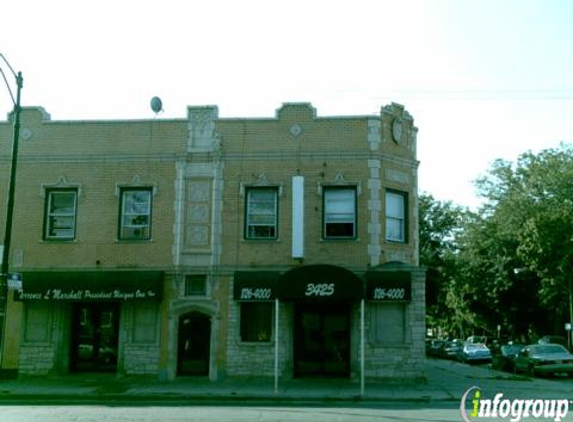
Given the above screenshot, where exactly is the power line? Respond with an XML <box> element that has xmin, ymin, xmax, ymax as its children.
<box><xmin>370</xmin><ymin>89</ymin><xmax>573</xmax><ymax>101</ymax></box>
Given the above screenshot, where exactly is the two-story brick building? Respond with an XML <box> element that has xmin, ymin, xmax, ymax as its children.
<box><xmin>0</xmin><ymin>107</ymin><xmax>182</xmax><ymax>377</ymax></box>
<box><xmin>0</xmin><ymin>102</ymin><xmax>425</xmax><ymax>383</ymax></box>
<box><xmin>180</xmin><ymin>102</ymin><xmax>426</xmax><ymax>382</ymax></box>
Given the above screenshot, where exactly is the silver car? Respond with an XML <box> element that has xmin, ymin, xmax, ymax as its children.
<box><xmin>457</xmin><ymin>343</ymin><xmax>492</xmax><ymax>364</ymax></box>
<box><xmin>514</xmin><ymin>344</ymin><xmax>573</xmax><ymax>377</ymax></box>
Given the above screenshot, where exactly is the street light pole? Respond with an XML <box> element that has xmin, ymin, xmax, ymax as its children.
<box><xmin>0</xmin><ymin>54</ymin><xmax>23</xmax><ymax>368</ymax></box>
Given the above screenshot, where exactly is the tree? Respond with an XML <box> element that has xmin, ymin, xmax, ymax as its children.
<box><xmin>420</xmin><ymin>144</ymin><xmax>573</xmax><ymax>342</ymax></box>
<box><xmin>418</xmin><ymin>193</ymin><xmax>466</xmax><ymax>335</ymax></box>
<box><xmin>473</xmin><ymin>144</ymin><xmax>573</xmax><ymax>339</ymax></box>
<box><xmin>452</xmin><ymin>208</ymin><xmax>544</xmax><ymax>341</ymax></box>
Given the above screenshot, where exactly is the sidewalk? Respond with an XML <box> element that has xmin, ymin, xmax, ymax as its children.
<box><xmin>0</xmin><ymin>374</ymin><xmax>447</xmax><ymax>404</ymax></box>
<box><xmin>0</xmin><ymin>359</ymin><xmax>568</xmax><ymax>404</ymax></box>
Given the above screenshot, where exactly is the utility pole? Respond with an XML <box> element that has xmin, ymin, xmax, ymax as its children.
<box><xmin>0</xmin><ymin>54</ymin><xmax>23</xmax><ymax>368</ymax></box>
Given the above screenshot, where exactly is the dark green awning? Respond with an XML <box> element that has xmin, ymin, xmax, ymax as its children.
<box><xmin>365</xmin><ymin>270</ymin><xmax>411</xmax><ymax>302</ymax></box>
<box><xmin>15</xmin><ymin>271</ymin><xmax>163</xmax><ymax>302</ymax></box>
<box><xmin>279</xmin><ymin>264</ymin><xmax>364</xmax><ymax>302</ymax></box>
<box><xmin>233</xmin><ymin>271</ymin><xmax>279</xmax><ymax>301</ymax></box>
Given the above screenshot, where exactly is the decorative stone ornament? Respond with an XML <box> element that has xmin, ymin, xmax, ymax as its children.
<box><xmin>290</xmin><ymin>124</ymin><xmax>302</xmax><ymax>137</ymax></box>
<box><xmin>392</xmin><ymin>118</ymin><xmax>402</xmax><ymax>143</ymax></box>
<box><xmin>21</xmin><ymin>128</ymin><xmax>33</xmax><ymax>140</ymax></box>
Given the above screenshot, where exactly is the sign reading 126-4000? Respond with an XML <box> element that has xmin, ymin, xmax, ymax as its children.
<box><xmin>240</xmin><ymin>287</ymin><xmax>272</xmax><ymax>300</ymax></box>
<box><xmin>373</xmin><ymin>287</ymin><xmax>405</xmax><ymax>300</ymax></box>
<box><xmin>367</xmin><ymin>280</ymin><xmax>411</xmax><ymax>302</ymax></box>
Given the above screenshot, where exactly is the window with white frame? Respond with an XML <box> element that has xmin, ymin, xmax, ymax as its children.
<box><xmin>44</xmin><ymin>189</ymin><xmax>78</xmax><ymax>240</ymax></box>
<box><xmin>386</xmin><ymin>190</ymin><xmax>407</xmax><ymax>242</ymax></box>
<box><xmin>119</xmin><ymin>188</ymin><xmax>152</xmax><ymax>240</ymax></box>
<box><xmin>323</xmin><ymin>187</ymin><xmax>356</xmax><ymax>239</ymax></box>
<box><xmin>245</xmin><ymin>187</ymin><xmax>278</xmax><ymax>240</ymax></box>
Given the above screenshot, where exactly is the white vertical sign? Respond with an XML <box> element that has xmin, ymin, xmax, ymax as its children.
<box><xmin>292</xmin><ymin>176</ymin><xmax>304</xmax><ymax>258</ymax></box>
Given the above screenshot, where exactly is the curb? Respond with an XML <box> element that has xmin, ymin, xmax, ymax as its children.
<box><xmin>0</xmin><ymin>392</ymin><xmax>457</xmax><ymax>406</ymax></box>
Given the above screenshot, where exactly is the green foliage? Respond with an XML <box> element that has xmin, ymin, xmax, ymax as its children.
<box><xmin>479</xmin><ymin>146</ymin><xmax>573</xmax><ymax>305</ymax></box>
<box><xmin>418</xmin><ymin>193</ymin><xmax>466</xmax><ymax>334</ymax></box>
<box><xmin>421</xmin><ymin>144</ymin><xmax>573</xmax><ymax>340</ymax></box>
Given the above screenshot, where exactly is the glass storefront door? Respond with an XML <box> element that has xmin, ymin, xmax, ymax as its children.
<box><xmin>294</xmin><ymin>304</ymin><xmax>350</xmax><ymax>377</ymax></box>
<box><xmin>71</xmin><ymin>303</ymin><xmax>119</xmax><ymax>372</ymax></box>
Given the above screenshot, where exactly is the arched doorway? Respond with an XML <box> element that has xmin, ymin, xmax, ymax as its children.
<box><xmin>177</xmin><ymin>311</ymin><xmax>211</xmax><ymax>376</ymax></box>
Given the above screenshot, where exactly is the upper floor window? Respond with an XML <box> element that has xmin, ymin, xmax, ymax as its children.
<box><xmin>119</xmin><ymin>188</ymin><xmax>152</xmax><ymax>240</ymax></box>
<box><xmin>245</xmin><ymin>187</ymin><xmax>278</xmax><ymax>240</ymax></box>
<box><xmin>323</xmin><ymin>187</ymin><xmax>356</xmax><ymax>239</ymax></box>
<box><xmin>44</xmin><ymin>189</ymin><xmax>78</xmax><ymax>240</ymax></box>
<box><xmin>386</xmin><ymin>190</ymin><xmax>407</xmax><ymax>243</ymax></box>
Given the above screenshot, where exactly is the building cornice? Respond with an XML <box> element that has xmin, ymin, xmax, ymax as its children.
<box><xmin>0</xmin><ymin>153</ymin><xmax>182</xmax><ymax>164</ymax></box>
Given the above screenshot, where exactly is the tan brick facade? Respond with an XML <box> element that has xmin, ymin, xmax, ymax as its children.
<box><xmin>0</xmin><ymin>102</ymin><xmax>425</xmax><ymax>382</ymax></box>
<box><xmin>0</xmin><ymin>107</ymin><xmax>182</xmax><ymax>376</ymax></box>
<box><xmin>210</xmin><ymin>103</ymin><xmax>425</xmax><ymax>381</ymax></box>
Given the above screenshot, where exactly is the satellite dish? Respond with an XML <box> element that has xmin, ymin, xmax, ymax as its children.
<box><xmin>150</xmin><ymin>96</ymin><xmax>163</xmax><ymax>114</ymax></box>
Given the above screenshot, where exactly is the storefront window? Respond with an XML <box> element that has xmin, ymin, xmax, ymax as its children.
<box><xmin>24</xmin><ymin>302</ymin><xmax>50</xmax><ymax>342</ymax></box>
<box><xmin>133</xmin><ymin>302</ymin><xmax>158</xmax><ymax>343</ymax></box>
<box><xmin>370</xmin><ymin>303</ymin><xmax>407</xmax><ymax>344</ymax></box>
<box><xmin>240</xmin><ymin>302</ymin><xmax>272</xmax><ymax>342</ymax></box>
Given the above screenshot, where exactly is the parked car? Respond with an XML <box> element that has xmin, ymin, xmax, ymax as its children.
<box><xmin>466</xmin><ymin>335</ymin><xmax>488</xmax><ymax>345</ymax></box>
<box><xmin>457</xmin><ymin>343</ymin><xmax>492</xmax><ymax>364</ymax></box>
<box><xmin>537</xmin><ymin>335</ymin><xmax>568</xmax><ymax>348</ymax></box>
<box><xmin>491</xmin><ymin>343</ymin><xmax>524</xmax><ymax>372</ymax></box>
<box><xmin>439</xmin><ymin>339</ymin><xmax>463</xmax><ymax>360</ymax></box>
<box><xmin>514</xmin><ymin>344</ymin><xmax>573</xmax><ymax>377</ymax></box>
<box><xmin>426</xmin><ymin>339</ymin><xmax>447</xmax><ymax>357</ymax></box>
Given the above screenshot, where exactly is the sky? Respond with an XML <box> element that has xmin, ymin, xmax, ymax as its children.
<box><xmin>1</xmin><ymin>0</ymin><xmax>572</xmax><ymax>209</ymax></box>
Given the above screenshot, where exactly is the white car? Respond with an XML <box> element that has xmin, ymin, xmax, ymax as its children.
<box><xmin>457</xmin><ymin>343</ymin><xmax>492</xmax><ymax>363</ymax></box>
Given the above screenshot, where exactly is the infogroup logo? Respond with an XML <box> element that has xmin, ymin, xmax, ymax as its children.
<box><xmin>460</xmin><ymin>386</ymin><xmax>571</xmax><ymax>422</ymax></box>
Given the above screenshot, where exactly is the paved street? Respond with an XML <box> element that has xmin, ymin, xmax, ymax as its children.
<box><xmin>427</xmin><ymin>357</ymin><xmax>573</xmax><ymax>400</ymax></box>
<box><xmin>0</xmin><ymin>358</ymin><xmax>572</xmax><ymax>421</ymax></box>
<box><xmin>0</xmin><ymin>403</ymin><xmax>465</xmax><ymax>422</ymax></box>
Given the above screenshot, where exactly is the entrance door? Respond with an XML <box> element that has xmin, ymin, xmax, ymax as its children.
<box><xmin>294</xmin><ymin>304</ymin><xmax>350</xmax><ymax>377</ymax></box>
<box><xmin>177</xmin><ymin>312</ymin><xmax>211</xmax><ymax>376</ymax></box>
<box><xmin>71</xmin><ymin>303</ymin><xmax>119</xmax><ymax>372</ymax></box>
